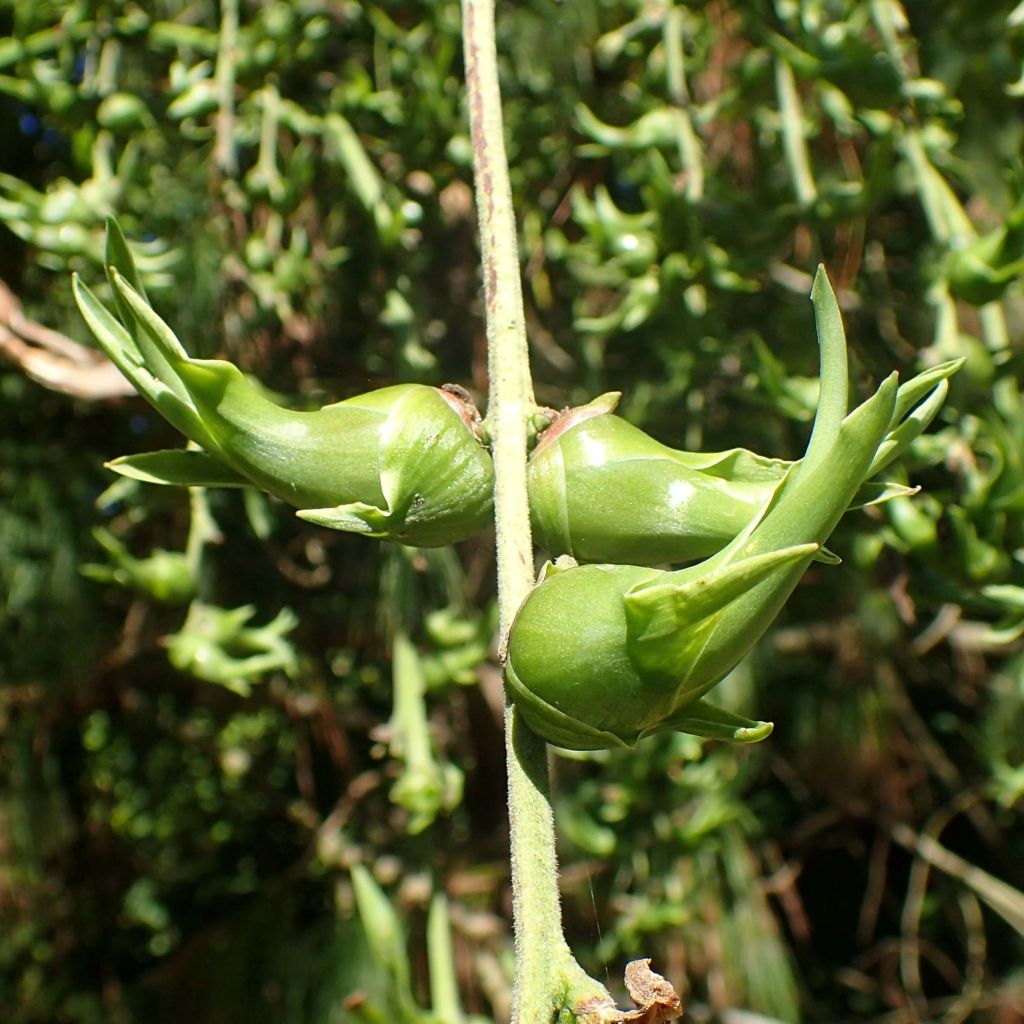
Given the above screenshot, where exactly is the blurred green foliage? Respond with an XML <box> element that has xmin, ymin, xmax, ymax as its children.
<box><xmin>2</xmin><ymin>1</ymin><xmax>1024</xmax><ymax>1022</ymax></box>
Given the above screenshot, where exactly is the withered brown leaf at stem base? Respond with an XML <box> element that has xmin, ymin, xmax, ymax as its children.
<box><xmin>576</xmin><ymin>958</ymin><xmax>682</xmax><ymax>1024</ymax></box>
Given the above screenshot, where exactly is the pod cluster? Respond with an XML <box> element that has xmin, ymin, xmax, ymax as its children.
<box><xmin>74</xmin><ymin>221</ymin><xmax>494</xmax><ymax>548</ymax></box>
<box><xmin>508</xmin><ymin>268</ymin><xmax>962</xmax><ymax>750</ymax></box>
<box><xmin>77</xmin><ymin>225</ymin><xmax>959</xmax><ymax>755</ymax></box>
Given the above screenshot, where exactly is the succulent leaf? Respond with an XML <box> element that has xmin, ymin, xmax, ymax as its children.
<box><xmin>295</xmin><ymin>503</ymin><xmax>391</xmax><ymax>538</ymax></box>
<box><xmin>804</xmin><ymin>265</ymin><xmax>850</xmax><ymax>469</ymax></box>
<box><xmin>107</xmin><ymin>450</ymin><xmax>251</xmax><ymax>489</ymax></box>
<box><xmin>947</xmin><ymin>204</ymin><xmax>1024</xmax><ymax>305</ymax></box>
<box><xmin>653</xmin><ymin>699</ymin><xmax>774</xmax><ymax>744</ymax></box>
<box><xmin>71</xmin><ymin>274</ymin><xmax>215</xmax><ymax>448</ymax></box>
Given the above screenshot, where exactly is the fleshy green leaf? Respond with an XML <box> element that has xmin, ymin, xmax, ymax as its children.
<box><xmin>805</xmin><ymin>266</ymin><xmax>850</xmax><ymax>471</ymax></box>
<box><xmin>625</xmin><ymin>542</ymin><xmax>819</xmax><ymax>645</ymax></box>
<box><xmin>350</xmin><ymin>864</ymin><xmax>416</xmax><ymax>1007</ymax></box>
<box><xmin>72</xmin><ymin>274</ymin><xmax>211</xmax><ymax>445</ymax></box>
<box><xmin>869</xmin><ymin>370</ymin><xmax>960</xmax><ymax>477</ymax></box>
<box><xmin>104</xmin><ymin>216</ymin><xmax>149</xmax><ymax>315</ymax></box>
<box><xmin>106</xmin><ymin>230</ymin><xmax>192</xmax><ymax>406</ymax></box>
<box><xmin>107</xmin><ymin>450</ymin><xmax>250</xmax><ymax>489</ymax></box>
<box><xmin>653</xmin><ymin>698</ymin><xmax>774</xmax><ymax>744</ymax></box>
<box><xmin>889</xmin><ymin>358</ymin><xmax>964</xmax><ymax>425</ymax></box>
<box><xmin>110</xmin><ymin>268</ymin><xmax>192</xmax><ymax>363</ymax></box>
<box><xmin>850</xmin><ymin>480</ymin><xmax>919</xmax><ymax>509</ymax></box>
<box><xmin>296</xmin><ymin>502</ymin><xmax>391</xmax><ymax>535</ymax></box>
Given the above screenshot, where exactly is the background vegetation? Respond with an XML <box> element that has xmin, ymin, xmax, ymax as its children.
<box><xmin>2</xmin><ymin>1</ymin><xmax>1024</xmax><ymax>1021</ymax></box>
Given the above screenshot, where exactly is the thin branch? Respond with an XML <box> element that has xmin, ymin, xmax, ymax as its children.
<box><xmin>460</xmin><ymin>2</ymin><xmax>611</xmax><ymax>1020</ymax></box>
<box><xmin>214</xmin><ymin>0</ymin><xmax>239</xmax><ymax>177</ymax></box>
<box><xmin>0</xmin><ymin>278</ymin><xmax>133</xmax><ymax>399</ymax></box>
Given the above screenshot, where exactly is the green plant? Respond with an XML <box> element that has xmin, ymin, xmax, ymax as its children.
<box><xmin>6</xmin><ymin>2</ymin><xmax>1024</xmax><ymax>1023</ymax></box>
<box><xmin>65</xmin><ymin>3</ymin><xmax>962</xmax><ymax>1018</ymax></box>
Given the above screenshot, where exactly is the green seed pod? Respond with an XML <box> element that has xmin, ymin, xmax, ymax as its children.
<box><xmin>507</xmin><ymin>268</ymin><xmax>919</xmax><ymax>750</ymax></box>
<box><xmin>529</xmin><ymin>354</ymin><xmax>961</xmax><ymax>568</ymax></box>
<box><xmin>529</xmin><ymin>394</ymin><xmax>785</xmax><ymax>565</ymax></box>
<box><xmin>72</xmin><ymin>220</ymin><xmax>494</xmax><ymax>547</ymax></box>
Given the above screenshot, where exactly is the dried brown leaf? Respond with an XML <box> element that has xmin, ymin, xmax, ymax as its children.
<box><xmin>575</xmin><ymin>959</ymin><xmax>682</xmax><ymax>1024</ymax></box>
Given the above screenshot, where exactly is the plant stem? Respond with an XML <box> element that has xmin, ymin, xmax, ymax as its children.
<box><xmin>460</xmin><ymin>2</ymin><xmax>610</xmax><ymax>1020</ymax></box>
<box><xmin>214</xmin><ymin>0</ymin><xmax>239</xmax><ymax>177</ymax></box>
<box><xmin>775</xmin><ymin>56</ymin><xmax>817</xmax><ymax>208</ymax></box>
<box><xmin>461</xmin><ymin>0</ymin><xmax>534</xmax><ymax>631</ymax></box>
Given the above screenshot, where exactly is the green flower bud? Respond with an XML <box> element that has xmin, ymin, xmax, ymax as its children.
<box><xmin>72</xmin><ymin>220</ymin><xmax>494</xmax><ymax>547</ymax></box>
<box><xmin>507</xmin><ymin>268</ymin><xmax>922</xmax><ymax>750</ymax></box>
<box><xmin>96</xmin><ymin>93</ymin><xmax>150</xmax><ymax>132</ymax></box>
<box><xmin>948</xmin><ymin>205</ymin><xmax>1024</xmax><ymax>306</ymax></box>
<box><xmin>80</xmin><ymin>527</ymin><xmax>196</xmax><ymax>605</ymax></box>
<box><xmin>529</xmin><ymin>349</ymin><xmax>961</xmax><ymax>568</ymax></box>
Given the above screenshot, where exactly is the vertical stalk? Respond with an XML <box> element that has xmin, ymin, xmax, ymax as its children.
<box><xmin>662</xmin><ymin>4</ymin><xmax>704</xmax><ymax>203</ymax></box>
<box><xmin>461</xmin><ymin>0</ymin><xmax>534</xmax><ymax>632</ymax></box>
<box><xmin>460</xmin><ymin>2</ymin><xmax>611</xmax><ymax>1020</ymax></box>
<box><xmin>214</xmin><ymin>0</ymin><xmax>239</xmax><ymax>176</ymax></box>
<box><xmin>774</xmin><ymin>57</ymin><xmax>817</xmax><ymax>208</ymax></box>
<box><xmin>428</xmin><ymin>892</ymin><xmax>465</xmax><ymax>1024</ymax></box>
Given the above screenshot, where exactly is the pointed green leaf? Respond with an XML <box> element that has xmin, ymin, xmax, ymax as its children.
<box><xmin>804</xmin><ymin>266</ymin><xmax>850</xmax><ymax>471</ymax></box>
<box><xmin>296</xmin><ymin>502</ymin><xmax>391</xmax><ymax>535</ymax></box>
<box><xmin>652</xmin><ymin>698</ymin><xmax>774</xmax><ymax>744</ymax></box>
<box><xmin>107</xmin><ymin>255</ymin><xmax>192</xmax><ymax>412</ymax></box>
<box><xmin>868</xmin><ymin>377</ymin><xmax>952</xmax><ymax>477</ymax></box>
<box><xmin>738</xmin><ymin>373</ymin><xmax>899</xmax><ymax>560</ymax></box>
<box><xmin>104</xmin><ymin>216</ymin><xmax>148</xmax><ymax>314</ymax></box>
<box><xmin>889</xmin><ymin>358</ymin><xmax>964</xmax><ymax>425</ymax></box>
<box><xmin>72</xmin><ymin>274</ymin><xmax>146</xmax><ymax>378</ymax></box>
<box><xmin>667</xmin><ymin>374</ymin><xmax>899</xmax><ymax>700</ymax></box>
<box><xmin>674</xmin><ymin>445</ymin><xmax>790</xmax><ymax>484</ymax></box>
<box><xmin>107</xmin><ymin>450</ymin><xmax>250</xmax><ymax>488</ymax></box>
<box><xmin>850</xmin><ymin>480</ymin><xmax>918</xmax><ymax>509</ymax></box>
<box><xmin>625</xmin><ymin>543</ymin><xmax>819</xmax><ymax>644</ymax></box>
<box><xmin>813</xmin><ymin>546</ymin><xmax>842</xmax><ymax>565</ymax></box>
<box><xmin>74</xmin><ymin>275</ymin><xmax>214</xmax><ymax>445</ymax></box>
<box><xmin>427</xmin><ymin>893</ymin><xmax>464</xmax><ymax>1024</ymax></box>
<box><xmin>350</xmin><ymin>864</ymin><xmax>415</xmax><ymax>1003</ymax></box>
<box><xmin>110</xmin><ymin>268</ymin><xmax>190</xmax><ymax>361</ymax></box>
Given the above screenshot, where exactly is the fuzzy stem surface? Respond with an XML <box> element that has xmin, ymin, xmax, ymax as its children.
<box><xmin>460</xmin><ymin>2</ymin><xmax>609</xmax><ymax>1020</ymax></box>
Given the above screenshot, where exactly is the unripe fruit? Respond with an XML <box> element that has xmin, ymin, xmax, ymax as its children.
<box><xmin>508</xmin><ymin>268</ymin><xmax>955</xmax><ymax>750</ymax></box>
<box><xmin>73</xmin><ymin>220</ymin><xmax>494</xmax><ymax>547</ymax></box>
<box><xmin>528</xmin><ymin>360</ymin><xmax>961</xmax><ymax>567</ymax></box>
